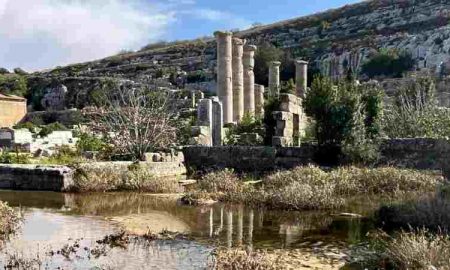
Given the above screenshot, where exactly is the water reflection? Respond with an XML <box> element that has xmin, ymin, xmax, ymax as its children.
<box><xmin>0</xmin><ymin>191</ymin><xmax>374</xmax><ymax>250</ymax></box>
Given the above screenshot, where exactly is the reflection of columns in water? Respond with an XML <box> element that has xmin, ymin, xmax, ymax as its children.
<box><xmin>247</xmin><ymin>209</ymin><xmax>254</xmax><ymax>249</ymax></box>
<box><xmin>209</xmin><ymin>208</ymin><xmax>214</xmax><ymax>238</ymax></box>
<box><xmin>284</xmin><ymin>225</ymin><xmax>295</xmax><ymax>248</ymax></box>
<box><xmin>215</xmin><ymin>206</ymin><xmax>224</xmax><ymax>235</ymax></box>
<box><xmin>257</xmin><ymin>208</ymin><xmax>264</xmax><ymax>228</ymax></box>
<box><xmin>237</xmin><ymin>206</ymin><xmax>243</xmax><ymax>246</ymax></box>
<box><xmin>226</xmin><ymin>210</ymin><xmax>233</xmax><ymax>248</ymax></box>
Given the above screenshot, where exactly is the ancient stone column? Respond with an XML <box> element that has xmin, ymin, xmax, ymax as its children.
<box><xmin>295</xmin><ymin>59</ymin><xmax>308</xmax><ymax>98</ymax></box>
<box><xmin>243</xmin><ymin>45</ymin><xmax>257</xmax><ymax>115</ymax></box>
<box><xmin>269</xmin><ymin>61</ymin><xmax>281</xmax><ymax>98</ymax></box>
<box><xmin>254</xmin><ymin>84</ymin><xmax>265</xmax><ymax>118</ymax></box>
<box><xmin>214</xmin><ymin>31</ymin><xmax>233</xmax><ymax>124</ymax></box>
<box><xmin>232</xmin><ymin>38</ymin><xmax>245</xmax><ymax>122</ymax></box>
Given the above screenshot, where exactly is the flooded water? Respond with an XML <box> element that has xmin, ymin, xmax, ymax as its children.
<box><xmin>0</xmin><ymin>190</ymin><xmax>380</xmax><ymax>269</ymax></box>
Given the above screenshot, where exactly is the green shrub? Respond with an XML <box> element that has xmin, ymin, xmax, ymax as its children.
<box><xmin>76</xmin><ymin>133</ymin><xmax>106</xmax><ymax>152</ymax></box>
<box><xmin>361</xmin><ymin>49</ymin><xmax>415</xmax><ymax>78</ymax></box>
<box><xmin>384</xmin><ymin>77</ymin><xmax>450</xmax><ymax>138</ymax></box>
<box><xmin>38</xmin><ymin>122</ymin><xmax>68</xmax><ymax>137</ymax></box>
<box><xmin>225</xmin><ymin>113</ymin><xmax>265</xmax><ymax>146</ymax></box>
<box><xmin>0</xmin><ymin>74</ymin><xmax>27</xmax><ymax>97</ymax></box>
<box><xmin>303</xmin><ymin>77</ymin><xmax>383</xmax><ymax>164</ymax></box>
<box><xmin>13</xmin><ymin>122</ymin><xmax>37</xmax><ymax>133</ymax></box>
<box><xmin>0</xmin><ymin>151</ymin><xmax>31</xmax><ymax>164</ymax></box>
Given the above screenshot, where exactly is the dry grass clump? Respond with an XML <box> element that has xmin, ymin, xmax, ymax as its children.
<box><xmin>0</xmin><ymin>201</ymin><xmax>21</xmax><ymax>237</ymax></box>
<box><xmin>354</xmin><ymin>230</ymin><xmax>450</xmax><ymax>270</ymax></box>
<box><xmin>73</xmin><ymin>163</ymin><xmax>182</xmax><ymax>193</ymax></box>
<box><xmin>384</xmin><ymin>230</ymin><xmax>450</xmax><ymax>270</ymax></box>
<box><xmin>331</xmin><ymin>167</ymin><xmax>442</xmax><ymax>196</ymax></box>
<box><xmin>211</xmin><ymin>249</ymin><xmax>279</xmax><ymax>270</ymax></box>
<box><xmin>198</xmin><ymin>169</ymin><xmax>243</xmax><ymax>193</ymax></box>
<box><xmin>185</xmin><ymin>166</ymin><xmax>442</xmax><ymax>211</ymax></box>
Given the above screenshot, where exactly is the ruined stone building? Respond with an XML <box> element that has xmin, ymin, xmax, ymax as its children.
<box><xmin>0</xmin><ymin>93</ymin><xmax>27</xmax><ymax>128</ymax></box>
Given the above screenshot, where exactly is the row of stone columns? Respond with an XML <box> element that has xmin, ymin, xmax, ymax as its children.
<box><xmin>215</xmin><ymin>31</ymin><xmax>261</xmax><ymax>124</ymax></box>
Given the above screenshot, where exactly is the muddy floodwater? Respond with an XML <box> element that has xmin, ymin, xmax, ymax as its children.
<box><xmin>0</xmin><ymin>190</ymin><xmax>382</xmax><ymax>269</ymax></box>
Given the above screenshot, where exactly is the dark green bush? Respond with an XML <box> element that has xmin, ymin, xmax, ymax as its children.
<box><xmin>0</xmin><ymin>74</ymin><xmax>27</xmax><ymax>97</ymax></box>
<box><xmin>38</xmin><ymin>122</ymin><xmax>68</xmax><ymax>137</ymax></box>
<box><xmin>361</xmin><ymin>49</ymin><xmax>415</xmax><ymax>78</ymax></box>
<box><xmin>76</xmin><ymin>133</ymin><xmax>107</xmax><ymax>152</ymax></box>
<box><xmin>303</xmin><ymin>77</ymin><xmax>383</xmax><ymax>164</ymax></box>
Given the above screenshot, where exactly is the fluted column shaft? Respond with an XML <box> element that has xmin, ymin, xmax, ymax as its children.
<box><xmin>215</xmin><ymin>31</ymin><xmax>233</xmax><ymax>124</ymax></box>
<box><xmin>243</xmin><ymin>45</ymin><xmax>257</xmax><ymax>115</ymax></box>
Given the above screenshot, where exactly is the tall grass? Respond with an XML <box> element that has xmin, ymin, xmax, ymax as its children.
<box><xmin>0</xmin><ymin>201</ymin><xmax>21</xmax><ymax>237</ymax></box>
<box><xmin>73</xmin><ymin>163</ymin><xmax>182</xmax><ymax>193</ymax></box>
<box><xmin>185</xmin><ymin>166</ymin><xmax>442</xmax><ymax>211</ymax></box>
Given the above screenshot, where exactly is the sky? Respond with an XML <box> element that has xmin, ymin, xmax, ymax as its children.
<box><xmin>0</xmin><ymin>0</ymin><xmax>363</xmax><ymax>71</ymax></box>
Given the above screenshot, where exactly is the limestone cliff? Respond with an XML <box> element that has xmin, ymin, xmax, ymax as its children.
<box><xmin>30</xmin><ymin>0</ymin><xmax>450</xmax><ymax>106</ymax></box>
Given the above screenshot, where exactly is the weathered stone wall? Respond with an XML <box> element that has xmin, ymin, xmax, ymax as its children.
<box><xmin>0</xmin><ymin>95</ymin><xmax>27</xmax><ymax>128</ymax></box>
<box><xmin>184</xmin><ymin>139</ymin><xmax>450</xmax><ymax>177</ymax></box>
<box><xmin>379</xmin><ymin>138</ymin><xmax>450</xmax><ymax>178</ymax></box>
<box><xmin>0</xmin><ymin>165</ymin><xmax>74</xmax><ymax>191</ymax></box>
<box><xmin>183</xmin><ymin>145</ymin><xmax>315</xmax><ymax>172</ymax></box>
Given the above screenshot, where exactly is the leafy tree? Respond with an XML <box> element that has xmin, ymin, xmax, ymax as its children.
<box><xmin>303</xmin><ymin>77</ymin><xmax>383</xmax><ymax>164</ymax></box>
<box><xmin>361</xmin><ymin>49</ymin><xmax>415</xmax><ymax>78</ymax></box>
<box><xmin>254</xmin><ymin>43</ymin><xmax>284</xmax><ymax>86</ymax></box>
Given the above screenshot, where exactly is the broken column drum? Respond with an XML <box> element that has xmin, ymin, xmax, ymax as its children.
<box><xmin>295</xmin><ymin>59</ymin><xmax>308</xmax><ymax>98</ymax></box>
<box><xmin>232</xmin><ymin>38</ymin><xmax>245</xmax><ymax>122</ymax></box>
<box><xmin>214</xmin><ymin>31</ymin><xmax>233</xmax><ymax>124</ymax></box>
<box><xmin>243</xmin><ymin>45</ymin><xmax>257</xmax><ymax>115</ymax></box>
<box><xmin>269</xmin><ymin>61</ymin><xmax>281</xmax><ymax>98</ymax></box>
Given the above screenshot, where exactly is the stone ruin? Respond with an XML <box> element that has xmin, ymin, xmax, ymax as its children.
<box><xmin>0</xmin><ymin>128</ymin><xmax>77</xmax><ymax>156</ymax></box>
<box><xmin>190</xmin><ymin>31</ymin><xmax>309</xmax><ymax>147</ymax></box>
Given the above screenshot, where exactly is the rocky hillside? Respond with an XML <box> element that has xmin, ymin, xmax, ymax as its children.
<box><xmin>28</xmin><ymin>0</ymin><xmax>450</xmax><ymax>106</ymax></box>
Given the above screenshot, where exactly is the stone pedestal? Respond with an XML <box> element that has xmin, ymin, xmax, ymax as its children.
<box><xmin>295</xmin><ymin>59</ymin><xmax>308</xmax><ymax>98</ymax></box>
<box><xmin>269</xmin><ymin>61</ymin><xmax>281</xmax><ymax>98</ymax></box>
<box><xmin>254</xmin><ymin>84</ymin><xmax>265</xmax><ymax>118</ymax></box>
<box><xmin>243</xmin><ymin>45</ymin><xmax>257</xmax><ymax>116</ymax></box>
<box><xmin>194</xmin><ymin>99</ymin><xmax>213</xmax><ymax>146</ymax></box>
<box><xmin>212</xmin><ymin>98</ymin><xmax>224</xmax><ymax>146</ymax></box>
<box><xmin>214</xmin><ymin>31</ymin><xmax>233</xmax><ymax>124</ymax></box>
<box><xmin>232</xmin><ymin>38</ymin><xmax>245</xmax><ymax>122</ymax></box>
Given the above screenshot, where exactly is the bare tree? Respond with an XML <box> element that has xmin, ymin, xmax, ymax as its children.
<box><xmin>90</xmin><ymin>83</ymin><xmax>177</xmax><ymax>161</ymax></box>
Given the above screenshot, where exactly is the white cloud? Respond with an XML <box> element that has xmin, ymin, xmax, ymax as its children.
<box><xmin>0</xmin><ymin>0</ymin><xmax>174</xmax><ymax>71</ymax></box>
<box><xmin>181</xmin><ymin>8</ymin><xmax>250</xmax><ymax>30</ymax></box>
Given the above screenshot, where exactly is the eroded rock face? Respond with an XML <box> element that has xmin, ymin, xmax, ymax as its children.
<box><xmin>32</xmin><ymin>0</ymin><xmax>450</xmax><ymax>105</ymax></box>
<box><xmin>41</xmin><ymin>85</ymin><xmax>67</xmax><ymax>111</ymax></box>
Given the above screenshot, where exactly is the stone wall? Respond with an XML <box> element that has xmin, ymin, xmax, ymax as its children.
<box><xmin>184</xmin><ymin>139</ymin><xmax>450</xmax><ymax>177</ymax></box>
<box><xmin>0</xmin><ymin>165</ymin><xmax>74</xmax><ymax>191</ymax></box>
<box><xmin>379</xmin><ymin>138</ymin><xmax>450</xmax><ymax>178</ymax></box>
<box><xmin>183</xmin><ymin>145</ymin><xmax>315</xmax><ymax>172</ymax></box>
<box><xmin>0</xmin><ymin>94</ymin><xmax>27</xmax><ymax>128</ymax></box>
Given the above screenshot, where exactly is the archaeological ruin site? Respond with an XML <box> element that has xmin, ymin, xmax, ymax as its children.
<box><xmin>2</xmin><ymin>0</ymin><xmax>450</xmax><ymax>269</ymax></box>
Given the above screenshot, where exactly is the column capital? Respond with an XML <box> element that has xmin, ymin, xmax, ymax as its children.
<box><xmin>244</xmin><ymin>45</ymin><xmax>257</xmax><ymax>52</ymax></box>
<box><xmin>232</xmin><ymin>37</ymin><xmax>246</xmax><ymax>46</ymax></box>
<box><xmin>295</xmin><ymin>59</ymin><xmax>309</xmax><ymax>66</ymax></box>
<box><xmin>270</xmin><ymin>61</ymin><xmax>281</xmax><ymax>67</ymax></box>
<box><xmin>214</xmin><ymin>31</ymin><xmax>233</xmax><ymax>38</ymax></box>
